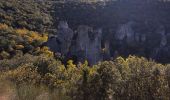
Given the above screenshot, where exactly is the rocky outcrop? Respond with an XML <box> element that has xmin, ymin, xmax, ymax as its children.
<box><xmin>76</xmin><ymin>26</ymin><xmax>90</xmax><ymax>52</ymax></box>
<box><xmin>47</xmin><ymin>21</ymin><xmax>170</xmax><ymax>65</ymax></box>
<box><xmin>71</xmin><ymin>26</ymin><xmax>103</xmax><ymax>65</ymax></box>
<box><xmin>115</xmin><ymin>21</ymin><xmax>135</xmax><ymax>45</ymax></box>
<box><xmin>151</xmin><ymin>25</ymin><xmax>170</xmax><ymax>62</ymax></box>
<box><xmin>47</xmin><ymin>22</ymin><xmax>104</xmax><ymax>65</ymax></box>
<box><xmin>113</xmin><ymin>21</ymin><xmax>170</xmax><ymax>63</ymax></box>
<box><xmin>86</xmin><ymin>28</ymin><xmax>103</xmax><ymax>65</ymax></box>
<box><xmin>57</xmin><ymin>21</ymin><xmax>74</xmax><ymax>55</ymax></box>
<box><xmin>47</xmin><ymin>21</ymin><xmax>74</xmax><ymax>56</ymax></box>
<box><xmin>46</xmin><ymin>36</ymin><xmax>59</xmax><ymax>52</ymax></box>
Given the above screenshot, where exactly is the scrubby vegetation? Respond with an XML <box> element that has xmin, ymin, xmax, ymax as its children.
<box><xmin>0</xmin><ymin>0</ymin><xmax>54</xmax><ymax>33</ymax></box>
<box><xmin>0</xmin><ymin>23</ymin><xmax>50</xmax><ymax>60</ymax></box>
<box><xmin>0</xmin><ymin>55</ymin><xmax>170</xmax><ymax>99</ymax></box>
<box><xmin>1</xmin><ymin>0</ymin><xmax>170</xmax><ymax>99</ymax></box>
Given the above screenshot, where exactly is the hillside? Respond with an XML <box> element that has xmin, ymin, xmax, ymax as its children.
<box><xmin>0</xmin><ymin>0</ymin><xmax>170</xmax><ymax>100</ymax></box>
<box><xmin>0</xmin><ymin>0</ymin><xmax>53</xmax><ymax>33</ymax></box>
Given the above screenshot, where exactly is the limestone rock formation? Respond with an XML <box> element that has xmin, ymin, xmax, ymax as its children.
<box><xmin>151</xmin><ymin>25</ymin><xmax>169</xmax><ymax>61</ymax></box>
<box><xmin>115</xmin><ymin>21</ymin><xmax>135</xmax><ymax>45</ymax></box>
<box><xmin>102</xmin><ymin>40</ymin><xmax>111</xmax><ymax>60</ymax></box>
<box><xmin>72</xmin><ymin>26</ymin><xmax>103</xmax><ymax>65</ymax></box>
<box><xmin>46</xmin><ymin>36</ymin><xmax>59</xmax><ymax>52</ymax></box>
<box><xmin>47</xmin><ymin>23</ymin><xmax>103</xmax><ymax>65</ymax></box>
<box><xmin>46</xmin><ymin>20</ymin><xmax>170</xmax><ymax>65</ymax></box>
<box><xmin>47</xmin><ymin>21</ymin><xmax>74</xmax><ymax>56</ymax></box>
<box><xmin>160</xmin><ymin>35</ymin><xmax>167</xmax><ymax>47</ymax></box>
<box><xmin>86</xmin><ymin>28</ymin><xmax>103</xmax><ymax>65</ymax></box>
<box><xmin>57</xmin><ymin>21</ymin><xmax>74</xmax><ymax>55</ymax></box>
<box><xmin>76</xmin><ymin>25</ymin><xmax>90</xmax><ymax>52</ymax></box>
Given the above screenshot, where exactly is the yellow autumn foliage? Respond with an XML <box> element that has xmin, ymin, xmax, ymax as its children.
<box><xmin>15</xmin><ymin>28</ymin><xmax>48</xmax><ymax>43</ymax></box>
<box><xmin>29</xmin><ymin>31</ymin><xmax>48</xmax><ymax>42</ymax></box>
<box><xmin>4</xmin><ymin>63</ymin><xmax>41</xmax><ymax>84</ymax></box>
<box><xmin>24</xmin><ymin>35</ymin><xmax>34</xmax><ymax>43</ymax></box>
<box><xmin>40</xmin><ymin>46</ymin><xmax>54</xmax><ymax>57</ymax></box>
<box><xmin>0</xmin><ymin>23</ymin><xmax>8</xmax><ymax>30</ymax></box>
<box><xmin>15</xmin><ymin>45</ymin><xmax>24</xmax><ymax>50</ymax></box>
<box><xmin>15</xmin><ymin>28</ymin><xmax>29</xmax><ymax>36</ymax></box>
<box><xmin>30</xmin><ymin>31</ymin><xmax>40</xmax><ymax>38</ymax></box>
<box><xmin>0</xmin><ymin>22</ymin><xmax>49</xmax><ymax>59</ymax></box>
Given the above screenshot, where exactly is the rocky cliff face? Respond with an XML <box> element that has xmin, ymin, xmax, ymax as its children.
<box><xmin>46</xmin><ymin>21</ymin><xmax>74</xmax><ymax>55</ymax></box>
<box><xmin>47</xmin><ymin>21</ymin><xmax>170</xmax><ymax>65</ymax></box>
<box><xmin>114</xmin><ymin>21</ymin><xmax>170</xmax><ymax>63</ymax></box>
<box><xmin>46</xmin><ymin>0</ymin><xmax>170</xmax><ymax>64</ymax></box>
<box><xmin>47</xmin><ymin>22</ymin><xmax>105</xmax><ymax>65</ymax></box>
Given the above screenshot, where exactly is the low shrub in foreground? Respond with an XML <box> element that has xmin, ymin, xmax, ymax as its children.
<box><xmin>0</xmin><ymin>55</ymin><xmax>170</xmax><ymax>100</ymax></box>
